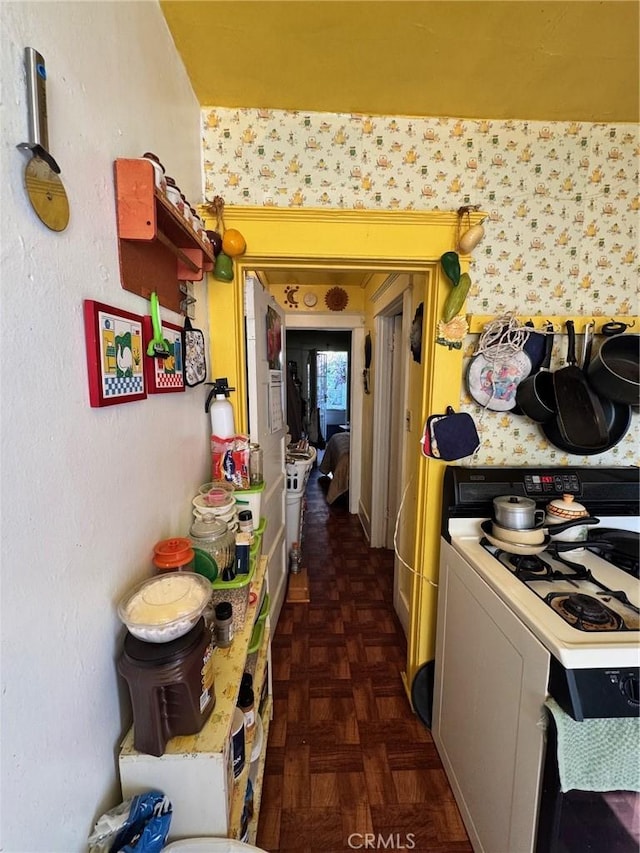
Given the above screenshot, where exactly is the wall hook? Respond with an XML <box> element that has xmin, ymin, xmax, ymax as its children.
<box><xmin>179</xmin><ymin>282</ymin><xmax>196</xmax><ymax>316</ymax></box>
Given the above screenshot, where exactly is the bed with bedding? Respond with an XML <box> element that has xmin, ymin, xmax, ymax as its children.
<box><xmin>318</xmin><ymin>431</ymin><xmax>350</xmax><ymax>504</ymax></box>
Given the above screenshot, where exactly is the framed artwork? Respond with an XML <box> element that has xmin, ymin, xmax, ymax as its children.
<box><xmin>83</xmin><ymin>300</ymin><xmax>146</xmax><ymax>407</ymax></box>
<box><xmin>142</xmin><ymin>315</ymin><xmax>185</xmax><ymax>394</ymax></box>
<box><xmin>266</xmin><ymin>305</ymin><xmax>282</xmax><ymax>370</ymax></box>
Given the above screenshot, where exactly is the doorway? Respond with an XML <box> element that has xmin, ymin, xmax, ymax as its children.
<box><xmin>206</xmin><ymin>204</ymin><xmax>478</xmax><ymax>686</ymax></box>
<box><xmin>286</xmin><ymin>329</ymin><xmax>351</xmax><ymax>450</ymax></box>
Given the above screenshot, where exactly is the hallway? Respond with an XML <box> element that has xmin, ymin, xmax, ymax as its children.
<box><xmin>256</xmin><ymin>467</ymin><xmax>472</xmax><ymax>852</ymax></box>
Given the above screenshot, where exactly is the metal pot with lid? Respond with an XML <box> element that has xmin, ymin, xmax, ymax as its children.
<box><xmin>493</xmin><ymin>495</ymin><xmax>544</xmax><ymax>530</ymax></box>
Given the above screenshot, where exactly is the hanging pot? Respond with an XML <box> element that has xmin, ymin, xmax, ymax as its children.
<box><xmin>515</xmin><ymin>324</ymin><xmax>556</xmax><ymax>422</ymax></box>
<box><xmin>587</xmin><ymin>331</ymin><xmax>639</xmax><ymax>406</ymax></box>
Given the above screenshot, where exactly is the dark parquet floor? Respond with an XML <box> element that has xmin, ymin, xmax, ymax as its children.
<box><xmin>256</xmin><ymin>464</ymin><xmax>472</xmax><ymax>853</ymax></box>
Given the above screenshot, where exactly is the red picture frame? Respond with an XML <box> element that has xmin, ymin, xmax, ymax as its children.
<box><xmin>83</xmin><ymin>300</ymin><xmax>147</xmax><ymax>407</ymax></box>
<box><xmin>142</xmin><ymin>315</ymin><xmax>185</xmax><ymax>394</ymax></box>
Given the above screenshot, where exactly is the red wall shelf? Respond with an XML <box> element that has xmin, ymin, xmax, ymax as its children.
<box><xmin>114</xmin><ymin>158</ymin><xmax>214</xmax><ymax>312</ymax></box>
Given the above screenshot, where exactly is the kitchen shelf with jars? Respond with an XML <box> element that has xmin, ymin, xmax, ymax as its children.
<box><xmin>118</xmin><ymin>553</ymin><xmax>273</xmax><ymax>843</ymax></box>
<box><xmin>113</xmin><ymin>157</ymin><xmax>215</xmax><ymax>313</ymax></box>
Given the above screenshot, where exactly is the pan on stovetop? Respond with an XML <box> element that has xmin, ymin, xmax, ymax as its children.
<box><xmin>582</xmin><ymin>528</ymin><xmax>639</xmax><ymax>577</ymax></box>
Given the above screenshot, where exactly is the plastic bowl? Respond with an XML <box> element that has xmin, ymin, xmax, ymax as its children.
<box><xmin>198</xmin><ymin>480</ymin><xmax>235</xmax><ymax>496</ymax></box>
<box><xmin>203</xmin><ymin>487</ymin><xmax>231</xmax><ymax>507</ymax></box>
<box><xmin>192</xmin><ymin>493</ymin><xmax>235</xmax><ymax>518</ymax></box>
<box><xmin>117</xmin><ymin>572</ymin><xmax>212</xmax><ymax>643</ymax></box>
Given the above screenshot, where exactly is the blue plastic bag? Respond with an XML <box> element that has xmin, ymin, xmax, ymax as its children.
<box><xmin>87</xmin><ymin>790</ymin><xmax>172</xmax><ymax>853</ymax></box>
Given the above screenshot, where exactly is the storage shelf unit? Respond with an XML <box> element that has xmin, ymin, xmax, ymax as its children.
<box><xmin>248</xmin><ymin>695</ymin><xmax>273</xmax><ymax>845</ymax></box>
<box><xmin>118</xmin><ymin>555</ymin><xmax>271</xmax><ymax>841</ymax></box>
<box><xmin>114</xmin><ymin>158</ymin><xmax>214</xmax><ymax>313</ymax></box>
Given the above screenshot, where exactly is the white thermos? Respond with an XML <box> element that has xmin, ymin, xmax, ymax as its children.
<box><xmin>205</xmin><ymin>377</ymin><xmax>236</xmax><ymax>438</ymax></box>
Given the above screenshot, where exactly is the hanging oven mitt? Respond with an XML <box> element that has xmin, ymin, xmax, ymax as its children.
<box><xmin>182</xmin><ymin>317</ymin><xmax>207</xmax><ymax>387</ymax></box>
<box><xmin>421</xmin><ymin>406</ymin><xmax>480</xmax><ymax>461</ymax></box>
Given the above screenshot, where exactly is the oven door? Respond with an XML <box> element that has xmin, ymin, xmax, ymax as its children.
<box><xmin>537</xmin><ymin>714</ymin><xmax>640</xmax><ymax>853</ymax></box>
<box><xmin>433</xmin><ymin>539</ymin><xmax>550</xmax><ymax>853</ymax></box>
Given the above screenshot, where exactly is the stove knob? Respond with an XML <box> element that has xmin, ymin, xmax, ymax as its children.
<box><xmin>618</xmin><ymin>674</ymin><xmax>639</xmax><ymax>706</ymax></box>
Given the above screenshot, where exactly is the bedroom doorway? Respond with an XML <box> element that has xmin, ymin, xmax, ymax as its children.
<box><xmin>286</xmin><ymin>329</ymin><xmax>352</xmax><ymax>452</ymax></box>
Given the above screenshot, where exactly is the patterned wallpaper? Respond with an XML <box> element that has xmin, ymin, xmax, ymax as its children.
<box><xmin>201</xmin><ymin>107</ymin><xmax>639</xmax><ymax>466</ymax></box>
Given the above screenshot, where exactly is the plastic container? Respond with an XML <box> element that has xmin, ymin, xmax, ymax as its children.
<box><xmin>163</xmin><ymin>840</ymin><xmax>267</xmax><ymax>852</ymax></box>
<box><xmin>117</xmin><ymin>616</ymin><xmax>215</xmax><ymax>756</ymax></box>
<box><xmin>192</xmin><ymin>547</ymin><xmax>218</xmax><ymax>582</ymax></box>
<box><xmin>152</xmin><ymin>537</ymin><xmax>195</xmax><ymax>573</ymax></box>
<box><xmin>245</xmin><ymin>613</ymin><xmax>266</xmax><ymax>680</ymax></box>
<box><xmin>286</xmin><ymin>492</ymin><xmax>305</xmax><ymax>555</ymax></box>
<box><xmin>289</xmin><ymin>542</ymin><xmax>301</xmax><ymax>574</ymax></box>
<box><xmin>230</xmin><ymin>707</ymin><xmax>246</xmax><ymax>778</ymax></box>
<box><xmin>213</xmin><ymin>601</ymin><xmax>234</xmax><ymax>648</ymax></box>
<box><xmin>210</xmin><ymin>557</ymin><xmax>256</xmax><ymax>632</ymax></box>
<box><xmin>199</xmin><ymin>480</ymin><xmax>235</xmax><ymax>497</ymax></box>
<box><xmin>234</xmin><ymin>481</ymin><xmax>265</xmax><ymax>526</ymax></box>
<box><xmin>238</xmin><ymin>510</ymin><xmax>254</xmax><ymax>536</ymax></box>
<box><xmin>117</xmin><ymin>572</ymin><xmax>212</xmax><ymax>643</ymax></box>
<box><xmin>286</xmin><ymin>446</ymin><xmax>316</xmax><ymax>492</ymax></box>
<box><xmin>192</xmin><ymin>492</ymin><xmax>236</xmax><ymax>520</ymax></box>
<box><xmin>237</xmin><ymin>682</ymin><xmax>255</xmax><ymax>732</ymax></box>
<box><xmin>250</xmin><ymin>518</ymin><xmax>266</xmax><ymax>564</ymax></box>
<box><xmin>249</xmin><ymin>712</ymin><xmax>264</xmax><ymax>786</ymax></box>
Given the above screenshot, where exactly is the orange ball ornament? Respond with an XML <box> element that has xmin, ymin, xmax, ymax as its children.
<box><xmin>222</xmin><ymin>228</ymin><xmax>246</xmax><ymax>257</ymax></box>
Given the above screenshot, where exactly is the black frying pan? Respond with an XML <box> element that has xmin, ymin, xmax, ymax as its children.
<box><xmin>515</xmin><ymin>323</ymin><xmax>555</xmax><ymax>422</ymax></box>
<box><xmin>552</xmin><ymin>320</ymin><xmax>609</xmax><ymax>450</ymax></box>
<box><xmin>587</xmin><ymin>328</ymin><xmax>639</xmax><ymax>407</ymax></box>
<box><xmin>542</xmin><ymin>394</ymin><xmax>631</xmax><ymax>455</ymax></box>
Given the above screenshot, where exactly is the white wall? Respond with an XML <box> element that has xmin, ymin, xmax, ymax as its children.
<box><xmin>0</xmin><ymin>4</ymin><xmax>211</xmax><ymax>850</ymax></box>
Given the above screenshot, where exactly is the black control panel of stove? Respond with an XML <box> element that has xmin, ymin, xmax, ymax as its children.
<box><xmin>549</xmin><ymin>658</ymin><xmax>640</xmax><ymax>720</ymax></box>
<box><xmin>523</xmin><ymin>472</ymin><xmax>581</xmax><ymax>495</ymax></box>
<box><xmin>442</xmin><ymin>466</ymin><xmax>640</xmax><ymax>539</ymax></box>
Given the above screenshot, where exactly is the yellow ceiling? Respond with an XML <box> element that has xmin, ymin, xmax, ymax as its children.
<box><xmin>161</xmin><ymin>1</ymin><xmax>639</xmax><ymax>123</ymax></box>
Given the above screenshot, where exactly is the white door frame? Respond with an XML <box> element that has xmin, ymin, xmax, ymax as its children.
<box><xmin>286</xmin><ymin>312</ymin><xmax>364</xmax><ymax>515</ymax></box>
<box><xmin>370</xmin><ymin>291</ymin><xmax>410</xmax><ymax>547</ymax></box>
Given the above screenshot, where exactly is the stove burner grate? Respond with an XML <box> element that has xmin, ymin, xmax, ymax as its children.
<box><xmin>497</xmin><ymin>551</ymin><xmax>555</xmax><ymax>581</ymax></box>
<box><xmin>545</xmin><ymin>592</ymin><xmax>624</xmax><ymax>632</ymax></box>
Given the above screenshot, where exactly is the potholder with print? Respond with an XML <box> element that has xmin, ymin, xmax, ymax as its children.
<box><xmin>182</xmin><ymin>317</ymin><xmax>207</xmax><ymax>387</ymax></box>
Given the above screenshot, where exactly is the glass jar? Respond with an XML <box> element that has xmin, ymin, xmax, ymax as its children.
<box><xmin>249</xmin><ymin>444</ymin><xmax>263</xmax><ymax>486</ymax></box>
<box><xmin>141</xmin><ymin>152</ymin><xmax>167</xmax><ymax>193</ymax></box>
<box><xmin>189</xmin><ymin>516</ymin><xmax>235</xmax><ymax>572</ymax></box>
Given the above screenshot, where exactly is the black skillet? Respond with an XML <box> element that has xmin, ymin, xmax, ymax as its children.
<box><xmin>542</xmin><ymin>323</ymin><xmax>632</xmax><ymax>454</ymax></box>
<box><xmin>542</xmin><ymin>393</ymin><xmax>631</xmax><ymax>455</ymax></box>
<box><xmin>552</xmin><ymin>320</ymin><xmax>609</xmax><ymax>450</ymax></box>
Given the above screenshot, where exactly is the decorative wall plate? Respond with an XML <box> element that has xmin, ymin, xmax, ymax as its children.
<box><xmin>325</xmin><ymin>286</ymin><xmax>349</xmax><ymax>311</ymax></box>
<box><xmin>303</xmin><ymin>292</ymin><xmax>318</xmax><ymax>307</ymax></box>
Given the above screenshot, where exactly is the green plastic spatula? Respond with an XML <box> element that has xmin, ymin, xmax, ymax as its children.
<box><xmin>146</xmin><ymin>291</ymin><xmax>171</xmax><ymax>358</ymax></box>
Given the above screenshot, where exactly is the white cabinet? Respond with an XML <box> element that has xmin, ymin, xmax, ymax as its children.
<box><xmin>118</xmin><ymin>556</ymin><xmax>272</xmax><ymax>842</ymax></box>
<box><xmin>432</xmin><ymin>541</ymin><xmax>549</xmax><ymax>853</ymax></box>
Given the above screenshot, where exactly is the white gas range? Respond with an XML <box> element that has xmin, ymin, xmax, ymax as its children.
<box><xmin>432</xmin><ymin>466</ymin><xmax>639</xmax><ymax>853</ymax></box>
